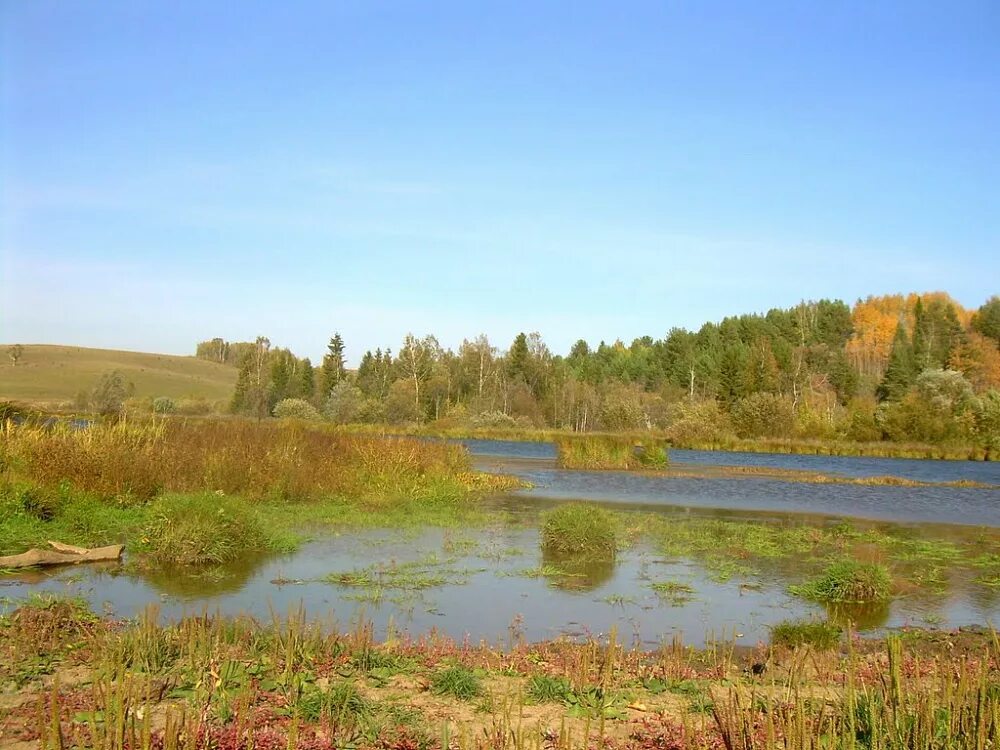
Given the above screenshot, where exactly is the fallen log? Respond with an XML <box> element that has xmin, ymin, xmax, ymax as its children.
<box><xmin>0</xmin><ymin>541</ymin><xmax>124</xmax><ymax>569</ymax></box>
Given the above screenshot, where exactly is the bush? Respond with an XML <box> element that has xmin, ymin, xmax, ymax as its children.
<box><xmin>770</xmin><ymin>619</ymin><xmax>842</xmax><ymax>650</ymax></box>
<box><xmin>665</xmin><ymin>399</ymin><xmax>731</xmax><ymax>445</ymax></box>
<box><xmin>542</xmin><ymin>502</ymin><xmax>617</xmax><ymax>560</ymax></box>
<box><xmin>138</xmin><ymin>493</ymin><xmax>273</xmax><ymax>565</ymax></box>
<box><xmin>469</xmin><ymin>410</ymin><xmax>518</xmax><ymax>429</ymax></box>
<box><xmin>790</xmin><ymin>560</ymin><xmax>892</xmax><ymax>603</ymax></box>
<box><xmin>176</xmin><ymin>398</ymin><xmax>213</xmax><ymax>415</ymax></box>
<box><xmin>152</xmin><ymin>397</ymin><xmax>176</xmax><ymax>414</ymax></box>
<box><xmin>90</xmin><ymin>371</ymin><xmax>134</xmax><ymax>417</ymax></box>
<box><xmin>731</xmin><ymin>393</ymin><xmax>795</xmax><ymax>439</ymax></box>
<box><xmin>324</xmin><ymin>382</ymin><xmax>364</xmax><ymax>424</ymax></box>
<box><xmin>272</xmin><ymin>398</ymin><xmax>321</xmax><ymax>421</ymax></box>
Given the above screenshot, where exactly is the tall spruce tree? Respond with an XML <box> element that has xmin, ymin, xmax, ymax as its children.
<box><xmin>877</xmin><ymin>322</ymin><xmax>917</xmax><ymax>401</ymax></box>
<box><xmin>319</xmin><ymin>333</ymin><xmax>347</xmax><ymax>398</ymax></box>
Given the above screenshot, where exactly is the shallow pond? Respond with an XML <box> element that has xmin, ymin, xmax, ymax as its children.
<box><xmin>4</xmin><ymin>440</ymin><xmax>1000</xmax><ymax>646</ymax></box>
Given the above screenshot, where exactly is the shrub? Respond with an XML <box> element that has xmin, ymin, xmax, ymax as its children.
<box><xmin>152</xmin><ymin>397</ymin><xmax>177</xmax><ymax>414</ymax></box>
<box><xmin>175</xmin><ymin>398</ymin><xmax>213</xmax><ymax>416</ymax></box>
<box><xmin>90</xmin><ymin>371</ymin><xmax>134</xmax><ymax>416</ymax></box>
<box><xmin>273</xmin><ymin>398</ymin><xmax>322</xmax><ymax>421</ymax></box>
<box><xmin>324</xmin><ymin>382</ymin><xmax>364</xmax><ymax>424</ymax></box>
<box><xmin>790</xmin><ymin>560</ymin><xmax>892</xmax><ymax>603</ymax></box>
<box><xmin>665</xmin><ymin>399</ymin><xmax>731</xmax><ymax>445</ymax></box>
<box><xmin>541</xmin><ymin>502</ymin><xmax>617</xmax><ymax>560</ymax></box>
<box><xmin>770</xmin><ymin>619</ymin><xmax>842</xmax><ymax>650</ymax></box>
<box><xmin>731</xmin><ymin>393</ymin><xmax>795</xmax><ymax>439</ymax></box>
<box><xmin>469</xmin><ymin>410</ymin><xmax>518</xmax><ymax>429</ymax></box>
<box><xmin>137</xmin><ymin>493</ymin><xmax>272</xmax><ymax>565</ymax></box>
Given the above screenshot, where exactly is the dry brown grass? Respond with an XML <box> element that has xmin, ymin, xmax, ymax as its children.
<box><xmin>0</xmin><ymin>419</ymin><xmax>470</xmax><ymax>504</ymax></box>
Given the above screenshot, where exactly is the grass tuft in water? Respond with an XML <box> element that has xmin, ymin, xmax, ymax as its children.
<box><xmin>133</xmin><ymin>493</ymin><xmax>287</xmax><ymax>566</ymax></box>
<box><xmin>555</xmin><ymin>435</ymin><xmax>668</xmax><ymax>470</ymax></box>
<box><xmin>541</xmin><ymin>502</ymin><xmax>617</xmax><ymax>560</ymax></box>
<box><xmin>790</xmin><ymin>560</ymin><xmax>892</xmax><ymax>603</ymax></box>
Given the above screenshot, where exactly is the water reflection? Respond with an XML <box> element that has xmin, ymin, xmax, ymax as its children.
<box><xmin>827</xmin><ymin>601</ymin><xmax>891</xmax><ymax>629</ymax></box>
<box><xmin>540</xmin><ymin>548</ymin><xmax>615</xmax><ymax>592</ymax></box>
<box><xmin>136</xmin><ymin>557</ymin><xmax>269</xmax><ymax>598</ymax></box>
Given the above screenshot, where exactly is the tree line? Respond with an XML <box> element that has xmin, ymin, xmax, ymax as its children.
<box><xmin>195</xmin><ymin>292</ymin><xmax>1000</xmax><ymax>451</ymax></box>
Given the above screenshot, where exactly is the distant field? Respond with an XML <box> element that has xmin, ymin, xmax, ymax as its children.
<box><xmin>0</xmin><ymin>344</ymin><xmax>237</xmax><ymax>406</ymax></box>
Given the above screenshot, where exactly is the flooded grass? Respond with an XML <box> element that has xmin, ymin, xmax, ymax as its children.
<box><xmin>542</xmin><ymin>502</ymin><xmax>618</xmax><ymax>560</ymax></box>
<box><xmin>326</xmin><ymin>557</ymin><xmax>483</xmax><ymax>590</ymax></box>
<box><xmin>6</xmin><ymin>599</ymin><xmax>1000</xmax><ymax>749</ymax></box>
<box><xmin>790</xmin><ymin>560</ymin><xmax>893</xmax><ymax>603</ymax></box>
<box><xmin>649</xmin><ymin>580</ymin><xmax>697</xmax><ymax>606</ymax></box>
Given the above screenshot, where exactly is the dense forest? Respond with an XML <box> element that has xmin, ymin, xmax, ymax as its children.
<box><xmin>195</xmin><ymin>292</ymin><xmax>1000</xmax><ymax>451</ymax></box>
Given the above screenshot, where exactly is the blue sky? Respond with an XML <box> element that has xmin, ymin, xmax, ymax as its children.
<box><xmin>2</xmin><ymin>1</ymin><xmax>998</xmax><ymax>364</ymax></box>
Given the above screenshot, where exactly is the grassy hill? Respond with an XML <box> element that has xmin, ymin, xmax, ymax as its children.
<box><xmin>0</xmin><ymin>344</ymin><xmax>237</xmax><ymax>407</ymax></box>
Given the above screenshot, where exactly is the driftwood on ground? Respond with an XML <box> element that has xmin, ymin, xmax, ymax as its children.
<box><xmin>0</xmin><ymin>541</ymin><xmax>124</xmax><ymax>569</ymax></box>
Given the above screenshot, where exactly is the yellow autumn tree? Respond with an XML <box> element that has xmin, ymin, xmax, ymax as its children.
<box><xmin>846</xmin><ymin>295</ymin><xmax>907</xmax><ymax>378</ymax></box>
<box><xmin>949</xmin><ymin>331</ymin><xmax>1000</xmax><ymax>392</ymax></box>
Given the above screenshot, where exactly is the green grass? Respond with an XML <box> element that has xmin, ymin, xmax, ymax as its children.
<box><xmin>430</xmin><ymin>664</ymin><xmax>482</xmax><ymax>700</ymax></box>
<box><xmin>541</xmin><ymin>502</ymin><xmax>617</xmax><ymax>560</ymax></box>
<box><xmin>770</xmin><ymin>619</ymin><xmax>843</xmax><ymax>650</ymax></box>
<box><xmin>0</xmin><ymin>344</ymin><xmax>236</xmax><ymax>407</ymax></box>
<box><xmin>650</xmin><ymin>580</ymin><xmax>696</xmax><ymax>605</ymax></box>
<box><xmin>526</xmin><ymin>674</ymin><xmax>573</xmax><ymax>704</ymax></box>
<box><xmin>133</xmin><ymin>493</ymin><xmax>294</xmax><ymax>566</ymax></box>
<box><xmin>325</xmin><ymin>558</ymin><xmax>480</xmax><ymax>590</ymax></box>
<box><xmin>790</xmin><ymin>560</ymin><xmax>893</xmax><ymax>603</ymax></box>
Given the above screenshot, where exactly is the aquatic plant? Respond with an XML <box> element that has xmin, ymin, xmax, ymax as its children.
<box><xmin>135</xmin><ymin>493</ymin><xmax>284</xmax><ymax>566</ymax></box>
<box><xmin>650</xmin><ymin>580</ymin><xmax>696</xmax><ymax>605</ymax></box>
<box><xmin>541</xmin><ymin>502</ymin><xmax>617</xmax><ymax>560</ymax></box>
<box><xmin>555</xmin><ymin>435</ymin><xmax>668</xmax><ymax>470</ymax></box>
<box><xmin>790</xmin><ymin>560</ymin><xmax>892</xmax><ymax>603</ymax></box>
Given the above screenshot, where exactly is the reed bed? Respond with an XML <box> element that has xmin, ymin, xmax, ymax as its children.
<box><xmin>342</xmin><ymin>423</ymin><xmax>993</xmax><ymax>462</ymax></box>
<box><xmin>5</xmin><ymin>598</ymin><xmax>997</xmax><ymax>750</ymax></box>
<box><xmin>0</xmin><ymin>419</ymin><xmax>503</xmax><ymax>562</ymax></box>
<box><xmin>1</xmin><ymin>418</ymin><xmax>470</xmax><ymax>504</ymax></box>
<box><xmin>555</xmin><ymin>435</ymin><xmax>668</xmax><ymax>470</ymax></box>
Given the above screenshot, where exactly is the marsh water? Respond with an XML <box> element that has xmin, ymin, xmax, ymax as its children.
<box><xmin>5</xmin><ymin>439</ymin><xmax>1000</xmax><ymax>646</ymax></box>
